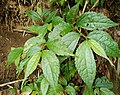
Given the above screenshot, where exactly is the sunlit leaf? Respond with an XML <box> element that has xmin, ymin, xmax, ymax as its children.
<box><xmin>48</xmin><ymin>22</ymin><xmax>73</xmax><ymax>40</ymax></box>
<box><xmin>42</xmin><ymin>50</ymin><xmax>60</xmax><ymax>87</ymax></box>
<box><xmin>37</xmin><ymin>6</ymin><xmax>42</xmax><ymax>15</ymax></box>
<box><xmin>7</xmin><ymin>47</ymin><xmax>23</xmax><ymax>65</ymax></box>
<box><xmin>88</xmin><ymin>30</ymin><xmax>120</xmax><ymax>57</ymax></box>
<box><xmin>46</xmin><ymin>39</ymin><xmax>74</xmax><ymax>56</ymax></box>
<box><xmin>75</xmin><ymin>40</ymin><xmax>96</xmax><ymax>88</ymax></box>
<box><xmin>66</xmin><ymin>85</ymin><xmax>76</xmax><ymax>95</ymax></box>
<box><xmin>76</xmin><ymin>12</ymin><xmax>118</xmax><ymax>30</ymax></box>
<box><xmin>83</xmin><ymin>87</ymin><xmax>94</xmax><ymax>95</ymax></box>
<box><xmin>52</xmin><ymin>16</ymin><xmax>64</xmax><ymax>26</ymax></box>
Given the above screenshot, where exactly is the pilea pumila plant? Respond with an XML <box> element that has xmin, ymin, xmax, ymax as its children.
<box><xmin>7</xmin><ymin>1</ymin><xmax>120</xmax><ymax>95</ymax></box>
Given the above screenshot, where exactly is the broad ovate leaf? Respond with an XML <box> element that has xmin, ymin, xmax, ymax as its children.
<box><xmin>48</xmin><ymin>22</ymin><xmax>73</xmax><ymax>40</ymax></box>
<box><xmin>83</xmin><ymin>87</ymin><xmax>94</xmax><ymax>95</ymax></box>
<box><xmin>100</xmin><ymin>88</ymin><xmax>115</xmax><ymax>95</ymax></box>
<box><xmin>61</xmin><ymin>32</ymin><xmax>80</xmax><ymax>52</ymax></box>
<box><xmin>66</xmin><ymin>4</ymin><xmax>79</xmax><ymax>23</ymax></box>
<box><xmin>75</xmin><ymin>40</ymin><xmax>96</xmax><ymax>88</ymax></box>
<box><xmin>22</xmin><ymin>52</ymin><xmax>41</xmax><ymax>86</ymax></box>
<box><xmin>76</xmin><ymin>12</ymin><xmax>118</xmax><ymax>30</ymax></box>
<box><xmin>26</xmin><ymin>10</ymin><xmax>41</xmax><ymax>20</ymax></box>
<box><xmin>88</xmin><ymin>30</ymin><xmax>120</xmax><ymax>57</ymax></box>
<box><xmin>7</xmin><ymin>47</ymin><xmax>23</xmax><ymax>65</ymax></box>
<box><xmin>66</xmin><ymin>85</ymin><xmax>76</xmax><ymax>95</ymax></box>
<box><xmin>52</xmin><ymin>16</ymin><xmax>64</xmax><ymax>26</ymax></box>
<box><xmin>42</xmin><ymin>50</ymin><xmax>60</xmax><ymax>87</ymax></box>
<box><xmin>41</xmin><ymin>78</ymin><xmax>49</xmax><ymax>95</ymax></box>
<box><xmin>46</xmin><ymin>39</ymin><xmax>74</xmax><ymax>56</ymax></box>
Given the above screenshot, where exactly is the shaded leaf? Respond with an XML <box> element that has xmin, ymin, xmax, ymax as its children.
<box><xmin>88</xmin><ymin>30</ymin><xmax>120</xmax><ymax>57</ymax></box>
<box><xmin>41</xmin><ymin>78</ymin><xmax>49</xmax><ymax>95</ymax></box>
<box><xmin>100</xmin><ymin>88</ymin><xmax>115</xmax><ymax>95</ymax></box>
<box><xmin>45</xmin><ymin>10</ymin><xmax>58</xmax><ymax>23</ymax></box>
<box><xmin>26</xmin><ymin>10</ymin><xmax>41</xmax><ymax>20</ymax></box>
<box><xmin>42</xmin><ymin>50</ymin><xmax>60</xmax><ymax>87</ymax></box>
<box><xmin>46</xmin><ymin>39</ymin><xmax>74</xmax><ymax>56</ymax></box>
<box><xmin>95</xmin><ymin>76</ymin><xmax>113</xmax><ymax>89</ymax></box>
<box><xmin>66</xmin><ymin>85</ymin><xmax>76</xmax><ymax>95</ymax></box>
<box><xmin>7</xmin><ymin>47</ymin><xmax>23</xmax><ymax>65</ymax></box>
<box><xmin>48</xmin><ymin>22</ymin><xmax>73</xmax><ymax>40</ymax></box>
<box><xmin>52</xmin><ymin>16</ymin><xmax>64</xmax><ymax>26</ymax></box>
<box><xmin>75</xmin><ymin>40</ymin><xmax>96</xmax><ymax>88</ymax></box>
<box><xmin>66</xmin><ymin>4</ymin><xmax>79</xmax><ymax>23</ymax></box>
<box><xmin>76</xmin><ymin>12</ymin><xmax>118</xmax><ymax>30</ymax></box>
<box><xmin>75</xmin><ymin>0</ymin><xmax>84</xmax><ymax>6</ymax></box>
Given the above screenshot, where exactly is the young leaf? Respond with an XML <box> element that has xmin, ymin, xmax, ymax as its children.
<box><xmin>52</xmin><ymin>16</ymin><xmax>64</xmax><ymax>26</ymax></box>
<box><xmin>100</xmin><ymin>88</ymin><xmax>115</xmax><ymax>95</ymax></box>
<box><xmin>95</xmin><ymin>76</ymin><xmax>113</xmax><ymax>89</ymax></box>
<box><xmin>26</xmin><ymin>10</ymin><xmax>41</xmax><ymax>20</ymax></box>
<box><xmin>83</xmin><ymin>87</ymin><xmax>94</xmax><ymax>95</ymax></box>
<box><xmin>66</xmin><ymin>85</ymin><xmax>76</xmax><ymax>95</ymax></box>
<box><xmin>41</xmin><ymin>78</ymin><xmax>49</xmax><ymax>95</ymax></box>
<box><xmin>88</xmin><ymin>39</ymin><xmax>114</xmax><ymax>66</ymax></box>
<box><xmin>37</xmin><ymin>6</ymin><xmax>42</xmax><ymax>16</ymax></box>
<box><xmin>42</xmin><ymin>50</ymin><xmax>60</xmax><ymax>87</ymax></box>
<box><xmin>66</xmin><ymin>4</ymin><xmax>79</xmax><ymax>23</ymax></box>
<box><xmin>88</xmin><ymin>30</ymin><xmax>120</xmax><ymax>57</ymax></box>
<box><xmin>46</xmin><ymin>39</ymin><xmax>74</xmax><ymax>56</ymax></box>
<box><xmin>45</xmin><ymin>10</ymin><xmax>58</xmax><ymax>23</ymax></box>
<box><xmin>48</xmin><ymin>22</ymin><xmax>73</xmax><ymax>40</ymax></box>
<box><xmin>7</xmin><ymin>47</ymin><xmax>23</xmax><ymax>65</ymax></box>
<box><xmin>61</xmin><ymin>32</ymin><xmax>80</xmax><ymax>52</ymax></box>
<box><xmin>76</xmin><ymin>12</ymin><xmax>118</xmax><ymax>30</ymax></box>
<box><xmin>75</xmin><ymin>40</ymin><xmax>96</xmax><ymax>88</ymax></box>
<box><xmin>22</xmin><ymin>52</ymin><xmax>41</xmax><ymax>86</ymax></box>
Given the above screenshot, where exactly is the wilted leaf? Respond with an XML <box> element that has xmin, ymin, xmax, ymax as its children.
<box><xmin>75</xmin><ymin>40</ymin><xmax>96</xmax><ymax>88</ymax></box>
<box><xmin>66</xmin><ymin>85</ymin><xmax>76</xmax><ymax>95</ymax></box>
<box><xmin>26</xmin><ymin>10</ymin><xmax>41</xmax><ymax>20</ymax></box>
<box><xmin>66</xmin><ymin>4</ymin><xmax>79</xmax><ymax>23</ymax></box>
<box><xmin>76</xmin><ymin>12</ymin><xmax>118</xmax><ymax>30</ymax></box>
<box><xmin>48</xmin><ymin>22</ymin><xmax>73</xmax><ymax>40</ymax></box>
<box><xmin>41</xmin><ymin>78</ymin><xmax>49</xmax><ymax>95</ymax></box>
<box><xmin>42</xmin><ymin>50</ymin><xmax>60</xmax><ymax>87</ymax></box>
<box><xmin>7</xmin><ymin>47</ymin><xmax>23</xmax><ymax>65</ymax></box>
<box><xmin>100</xmin><ymin>88</ymin><xmax>115</xmax><ymax>95</ymax></box>
<box><xmin>88</xmin><ymin>30</ymin><xmax>120</xmax><ymax>57</ymax></box>
<box><xmin>46</xmin><ymin>39</ymin><xmax>74</xmax><ymax>56</ymax></box>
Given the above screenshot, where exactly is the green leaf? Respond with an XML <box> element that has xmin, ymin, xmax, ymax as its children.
<box><xmin>26</xmin><ymin>10</ymin><xmax>41</xmax><ymax>20</ymax></box>
<box><xmin>48</xmin><ymin>22</ymin><xmax>73</xmax><ymax>40</ymax></box>
<box><xmin>66</xmin><ymin>4</ymin><xmax>79</xmax><ymax>23</ymax></box>
<box><xmin>61</xmin><ymin>32</ymin><xmax>80</xmax><ymax>52</ymax></box>
<box><xmin>22</xmin><ymin>85</ymin><xmax>33</xmax><ymax>95</ymax></box>
<box><xmin>83</xmin><ymin>87</ymin><xmax>94</xmax><ymax>95</ymax></box>
<box><xmin>52</xmin><ymin>16</ymin><xmax>64</xmax><ymax>26</ymax></box>
<box><xmin>45</xmin><ymin>10</ymin><xmax>58</xmax><ymax>23</ymax></box>
<box><xmin>41</xmin><ymin>9</ymin><xmax>51</xmax><ymax>17</ymax></box>
<box><xmin>94</xmin><ymin>88</ymin><xmax>100</xmax><ymax>95</ymax></box>
<box><xmin>66</xmin><ymin>85</ymin><xmax>76</xmax><ymax>95</ymax></box>
<box><xmin>42</xmin><ymin>50</ymin><xmax>60</xmax><ymax>87</ymax></box>
<box><xmin>95</xmin><ymin>76</ymin><xmax>113</xmax><ymax>89</ymax></box>
<box><xmin>58</xmin><ymin>76</ymin><xmax>67</xmax><ymax>86</ymax></box>
<box><xmin>37</xmin><ymin>7</ymin><xmax>42</xmax><ymax>16</ymax></box>
<box><xmin>76</xmin><ymin>12</ymin><xmax>118</xmax><ymax>30</ymax></box>
<box><xmin>100</xmin><ymin>88</ymin><xmax>115</xmax><ymax>95</ymax></box>
<box><xmin>46</xmin><ymin>39</ymin><xmax>74</xmax><ymax>56</ymax></box>
<box><xmin>90</xmin><ymin>0</ymin><xmax>96</xmax><ymax>5</ymax></box>
<box><xmin>47</xmin><ymin>23</ymin><xmax>52</xmax><ymax>31</ymax></box>
<box><xmin>88</xmin><ymin>30</ymin><xmax>120</xmax><ymax>57</ymax></box>
<box><xmin>75</xmin><ymin>40</ymin><xmax>96</xmax><ymax>88</ymax></box>
<box><xmin>41</xmin><ymin>78</ymin><xmax>49</xmax><ymax>95</ymax></box>
<box><xmin>75</xmin><ymin>0</ymin><xmax>84</xmax><ymax>6</ymax></box>
<box><xmin>7</xmin><ymin>47</ymin><xmax>23</xmax><ymax>65</ymax></box>
<box><xmin>22</xmin><ymin>52</ymin><xmax>41</xmax><ymax>86</ymax></box>
<box><xmin>24</xmin><ymin>24</ymin><xmax>48</xmax><ymax>37</ymax></box>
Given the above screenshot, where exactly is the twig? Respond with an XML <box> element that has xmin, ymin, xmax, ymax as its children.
<box><xmin>82</xmin><ymin>0</ymin><xmax>89</xmax><ymax>14</ymax></box>
<box><xmin>13</xmin><ymin>29</ymin><xmax>37</xmax><ymax>35</ymax></box>
<box><xmin>0</xmin><ymin>79</ymin><xmax>23</xmax><ymax>87</ymax></box>
<box><xmin>89</xmin><ymin>0</ymin><xmax>99</xmax><ymax>11</ymax></box>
